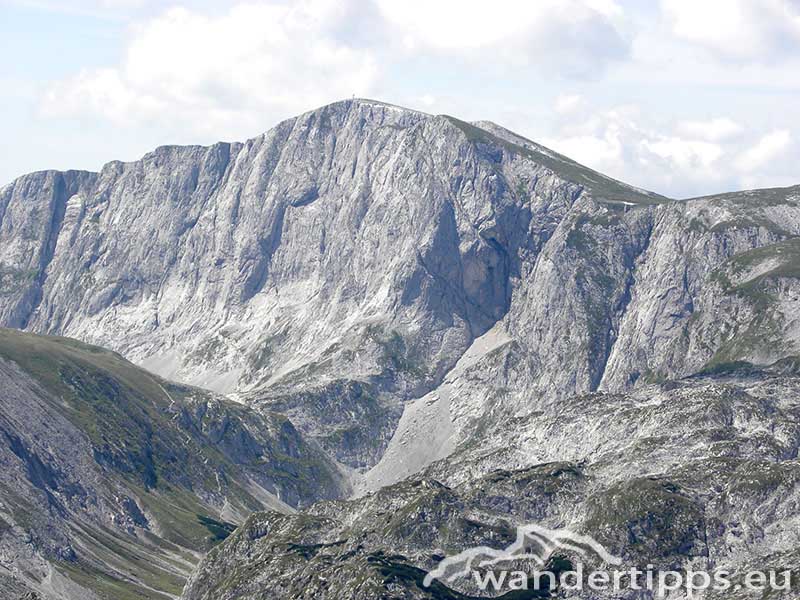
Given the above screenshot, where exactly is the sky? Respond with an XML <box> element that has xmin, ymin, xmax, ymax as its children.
<box><xmin>1</xmin><ymin>0</ymin><xmax>799</xmax><ymax>198</ymax></box>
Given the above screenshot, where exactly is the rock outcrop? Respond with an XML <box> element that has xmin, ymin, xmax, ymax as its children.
<box><xmin>183</xmin><ymin>365</ymin><xmax>800</xmax><ymax>600</ymax></box>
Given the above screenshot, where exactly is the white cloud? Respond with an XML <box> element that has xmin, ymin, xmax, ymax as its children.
<box><xmin>375</xmin><ymin>0</ymin><xmax>629</xmax><ymax>75</ymax></box>
<box><xmin>16</xmin><ymin>0</ymin><xmax>800</xmax><ymax>197</ymax></box>
<box><xmin>541</xmin><ymin>103</ymin><xmax>796</xmax><ymax>198</ymax></box>
<box><xmin>661</xmin><ymin>0</ymin><xmax>800</xmax><ymax>61</ymax></box>
<box><xmin>418</xmin><ymin>94</ymin><xmax>437</xmax><ymax>107</ymax></box>
<box><xmin>677</xmin><ymin>117</ymin><xmax>743</xmax><ymax>141</ymax></box>
<box><xmin>554</xmin><ymin>94</ymin><xmax>586</xmax><ymax>115</ymax></box>
<box><xmin>641</xmin><ymin>137</ymin><xmax>722</xmax><ymax>171</ymax></box>
<box><xmin>41</xmin><ymin>1</ymin><xmax>378</xmax><ymax>138</ymax></box>
<box><xmin>735</xmin><ymin>130</ymin><xmax>792</xmax><ymax>171</ymax></box>
<box><xmin>544</xmin><ymin>123</ymin><xmax>625</xmax><ymax>176</ymax></box>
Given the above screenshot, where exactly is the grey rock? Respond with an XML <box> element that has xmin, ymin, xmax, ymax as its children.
<box><xmin>183</xmin><ymin>368</ymin><xmax>800</xmax><ymax>600</ymax></box>
<box><xmin>0</xmin><ymin>100</ymin><xmax>669</xmax><ymax>469</ymax></box>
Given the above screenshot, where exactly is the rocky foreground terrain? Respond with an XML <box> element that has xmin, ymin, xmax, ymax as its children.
<box><xmin>1</xmin><ymin>99</ymin><xmax>799</xmax><ymax>598</ymax></box>
<box><xmin>185</xmin><ymin>366</ymin><xmax>800</xmax><ymax>599</ymax></box>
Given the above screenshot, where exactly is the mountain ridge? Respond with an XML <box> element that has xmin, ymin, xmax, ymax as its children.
<box><xmin>0</xmin><ymin>326</ymin><xmax>348</xmax><ymax>599</ymax></box>
<box><xmin>1</xmin><ymin>98</ymin><xmax>668</xmax><ymax>199</ymax></box>
<box><xmin>4</xmin><ymin>98</ymin><xmax>797</xmax><ymax>203</ymax></box>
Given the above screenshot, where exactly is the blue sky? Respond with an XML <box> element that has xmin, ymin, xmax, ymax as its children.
<box><xmin>2</xmin><ymin>0</ymin><xmax>799</xmax><ymax>197</ymax></box>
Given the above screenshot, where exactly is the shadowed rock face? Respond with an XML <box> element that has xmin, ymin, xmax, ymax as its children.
<box><xmin>2</xmin><ymin>99</ymin><xmax>800</xmax><ymax>599</ymax></box>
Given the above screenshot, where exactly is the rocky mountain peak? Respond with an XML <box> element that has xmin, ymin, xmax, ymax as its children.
<box><xmin>2</xmin><ymin>100</ymin><xmax>799</xmax><ymax>474</ymax></box>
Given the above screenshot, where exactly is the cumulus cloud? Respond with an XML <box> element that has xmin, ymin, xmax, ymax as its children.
<box><xmin>661</xmin><ymin>0</ymin><xmax>800</xmax><ymax>61</ymax></box>
<box><xmin>641</xmin><ymin>137</ymin><xmax>723</xmax><ymax>172</ymax></box>
<box><xmin>42</xmin><ymin>1</ymin><xmax>378</xmax><ymax>138</ymax></box>
<box><xmin>554</xmin><ymin>94</ymin><xmax>586</xmax><ymax>115</ymax></box>
<box><xmin>735</xmin><ymin>130</ymin><xmax>793</xmax><ymax>171</ymax></box>
<box><xmin>677</xmin><ymin>117</ymin><xmax>743</xmax><ymax>141</ymax></box>
<box><xmin>541</xmin><ymin>103</ymin><xmax>796</xmax><ymax>198</ymax></box>
<box><xmin>38</xmin><ymin>0</ymin><xmax>635</xmax><ymax>143</ymax></box>
<box><xmin>375</xmin><ymin>0</ymin><xmax>629</xmax><ymax>75</ymax></box>
<box><xmin>543</xmin><ymin>116</ymin><xmax>626</xmax><ymax>176</ymax></box>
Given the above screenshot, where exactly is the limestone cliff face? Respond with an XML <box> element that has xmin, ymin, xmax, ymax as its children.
<box><xmin>2</xmin><ymin>100</ymin><xmax>799</xmax><ymax>472</ymax></box>
<box><xmin>2</xmin><ymin>102</ymin><xmax>527</xmax><ymax>398</ymax></box>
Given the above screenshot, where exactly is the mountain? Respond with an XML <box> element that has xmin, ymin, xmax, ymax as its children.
<box><xmin>1</xmin><ymin>99</ymin><xmax>799</xmax><ymax>599</ymax></box>
<box><xmin>5</xmin><ymin>99</ymin><xmax>799</xmax><ymax>474</ymax></box>
<box><xmin>0</xmin><ymin>99</ymin><xmax>669</xmax><ymax>471</ymax></box>
<box><xmin>0</xmin><ymin>327</ymin><xmax>347</xmax><ymax>599</ymax></box>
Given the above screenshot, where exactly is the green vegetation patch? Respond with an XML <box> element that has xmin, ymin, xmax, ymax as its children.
<box><xmin>722</xmin><ymin>237</ymin><xmax>800</xmax><ymax>286</ymax></box>
<box><xmin>0</xmin><ymin>329</ymin><xmax>176</xmax><ymax>490</ymax></box>
<box><xmin>584</xmin><ymin>477</ymin><xmax>705</xmax><ymax>562</ymax></box>
<box><xmin>56</xmin><ymin>559</ymin><xmax>176</xmax><ymax>600</ymax></box>
<box><xmin>696</xmin><ymin>360</ymin><xmax>756</xmax><ymax>377</ymax></box>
